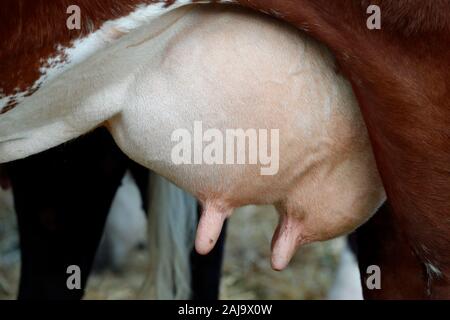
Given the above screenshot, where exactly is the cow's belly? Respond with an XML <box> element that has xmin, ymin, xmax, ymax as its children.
<box><xmin>107</xmin><ymin>6</ymin><xmax>386</xmax><ymax>269</ymax></box>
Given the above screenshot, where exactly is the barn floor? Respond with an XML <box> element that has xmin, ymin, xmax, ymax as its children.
<box><xmin>0</xmin><ymin>198</ymin><xmax>344</xmax><ymax>300</ymax></box>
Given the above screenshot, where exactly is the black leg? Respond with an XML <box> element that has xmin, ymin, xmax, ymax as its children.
<box><xmin>128</xmin><ymin>161</ymin><xmax>150</xmax><ymax>213</ymax></box>
<box><xmin>8</xmin><ymin>128</ymin><xmax>128</xmax><ymax>300</ymax></box>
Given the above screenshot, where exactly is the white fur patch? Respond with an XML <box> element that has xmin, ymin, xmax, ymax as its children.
<box><xmin>0</xmin><ymin>0</ymin><xmax>230</xmax><ymax>112</ymax></box>
<box><xmin>426</xmin><ymin>262</ymin><xmax>443</xmax><ymax>279</ymax></box>
<box><xmin>425</xmin><ymin>260</ymin><xmax>443</xmax><ymax>296</ymax></box>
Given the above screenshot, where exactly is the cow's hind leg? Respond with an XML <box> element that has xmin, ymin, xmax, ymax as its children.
<box><xmin>8</xmin><ymin>127</ymin><xmax>128</xmax><ymax>299</ymax></box>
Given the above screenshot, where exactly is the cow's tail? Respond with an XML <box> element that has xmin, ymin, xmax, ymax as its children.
<box><xmin>140</xmin><ymin>172</ymin><xmax>198</xmax><ymax>299</ymax></box>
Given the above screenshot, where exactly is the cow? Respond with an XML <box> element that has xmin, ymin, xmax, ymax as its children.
<box><xmin>0</xmin><ymin>3</ymin><xmax>385</xmax><ymax>297</ymax></box>
<box><xmin>1</xmin><ymin>0</ymin><xmax>448</xmax><ymax>299</ymax></box>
